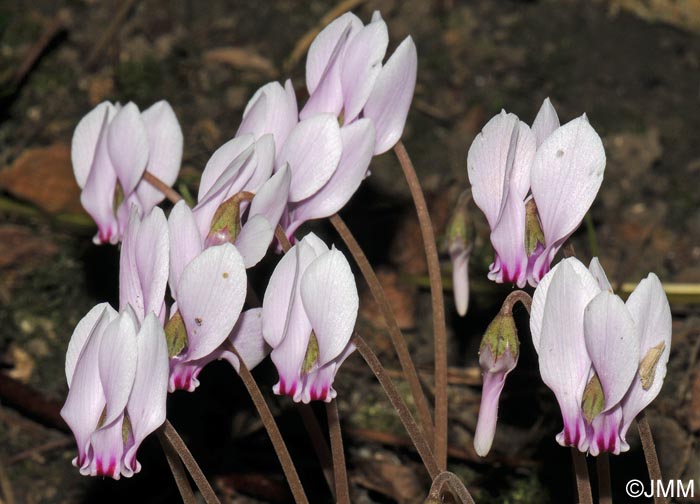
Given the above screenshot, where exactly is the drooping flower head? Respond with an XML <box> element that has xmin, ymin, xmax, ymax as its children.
<box><xmin>61</xmin><ymin>305</ymin><xmax>169</xmax><ymax>479</ymax></box>
<box><xmin>467</xmin><ymin>99</ymin><xmax>605</xmax><ymax>287</ymax></box>
<box><xmin>530</xmin><ymin>257</ymin><xmax>671</xmax><ymax>455</ymax></box>
<box><xmin>71</xmin><ymin>100</ymin><xmax>183</xmax><ymax>244</ymax></box>
<box><xmin>262</xmin><ymin>233</ymin><xmax>358</xmax><ymax>403</ymax></box>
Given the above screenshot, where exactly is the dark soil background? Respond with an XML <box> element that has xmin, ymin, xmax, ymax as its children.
<box><xmin>0</xmin><ymin>0</ymin><xmax>698</xmax><ymax>502</ymax></box>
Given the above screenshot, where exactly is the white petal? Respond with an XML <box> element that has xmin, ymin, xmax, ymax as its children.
<box><xmin>530</xmin><ymin>116</ymin><xmax>605</xmax><ymax>256</ymax></box>
<box><xmin>363</xmin><ymin>36</ymin><xmax>417</xmax><ymax>155</ymax></box>
<box><xmin>584</xmin><ymin>291</ymin><xmax>639</xmax><ymax>410</ymax></box>
<box><xmin>107</xmin><ymin>102</ymin><xmax>149</xmax><ymax>195</ymax></box>
<box><xmin>71</xmin><ymin>102</ymin><xmax>116</xmax><ymax>188</ymax></box>
<box><xmin>467</xmin><ymin>110</ymin><xmax>519</xmax><ymax>229</ymax></box>
<box><xmin>531</xmin><ymin>97</ymin><xmax>560</xmax><ymax>147</ymax></box>
<box><xmin>234</xmin><ymin>214</ymin><xmax>274</xmax><ymax>268</ymax></box>
<box><xmin>167</xmin><ymin>201</ymin><xmax>203</xmax><ymax>296</ymax></box>
<box><xmin>588</xmin><ymin>257</ymin><xmax>613</xmax><ymax>292</ymax></box>
<box><xmin>65</xmin><ymin>303</ymin><xmax>117</xmax><ymax>386</ymax></box>
<box><xmin>300</xmin><ymin>248</ymin><xmax>358</xmax><ymax>365</ymax></box>
<box><xmin>278</xmin><ymin>114</ymin><xmax>342</xmax><ymax>202</ymax></box>
<box><xmin>177</xmin><ymin>243</ymin><xmax>247</xmax><ymax>361</ymax></box>
<box><xmin>98</xmin><ymin>311</ymin><xmax>138</xmax><ymax>425</ymax></box>
<box><xmin>198</xmin><ymin>135</ymin><xmax>255</xmax><ymax>202</ymax></box>
<box><xmin>136</xmin><ymin>101</ymin><xmax>183</xmax><ymax>211</ymax></box>
<box><xmin>249</xmin><ymin>162</ymin><xmax>291</xmax><ymax>226</ymax></box>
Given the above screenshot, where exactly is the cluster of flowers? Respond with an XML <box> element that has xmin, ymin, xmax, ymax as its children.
<box><xmin>62</xmin><ymin>11</ymin><xmax>416</xmax><ymax>479</ymax></box>
<box><xmin>468</xmin><ymin>103</ymin><xmax>672</xmax><ymax>458</ymax></box>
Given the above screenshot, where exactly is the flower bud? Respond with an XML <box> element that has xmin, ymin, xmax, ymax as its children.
<box><xmin>446</xmin><ymin>191</ymin><xmax>474</xmax><ymax>316</ymax></box>
<box><xmin>474</xmin><ymin>311</ymin><xmax>519</xmax><ymax>457</ymax></box>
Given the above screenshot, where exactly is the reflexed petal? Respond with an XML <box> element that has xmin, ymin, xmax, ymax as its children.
<box><xmin>168</xmin><ymin>201</ymin><xmax>203</xmax><ymax>297</ymax></box>
<box><xmin>537</xmin><ymin>261</ymin><xmax>598</xmax><ymax>450</ymax></box>
<box><xmin>530</xmin><ymin>116</ymin><xmax>605</xmax><ymax>276</ymax></box>
<box><xmin>588</xmin><ymin>257</ymin><xmax>613</xmax><ymax>292</ymax></box>
<box><xmin>176</xmin><ymin>243</ymin><xmax>247</xmax><ymax>360</ymax></box>
<box><xmin>530</xmin><ymin>257</ymin><xmax>599</xmax><ymax>353</ymax></box>
<box><xmin>198</xmin><ymin>135</ymin><xmax>255</xmax><ymax>201</ymax></box>
<box><xmin>249</xmin><ymin>163</ymin><xmax>291</xmax><ymax>226</ymax></box>
<box><xmin>107</xmin><ymin>102</ymin><xmax>149</xmax><ymax>195</ymax></box>
<box><xmin>124</xmin><ymin>313</ymin><xmax>169</xmax><ymax>476</ymax></box>
<box><xmin>238</xmin><ymin>81</ymin><xmax>299</xmax><ymax>150</ymax></box>
<box><xmin>278</xmin><ymin>114</ymin><xmax>342</xmax><ymax>202</ymax></box>
<box><xmin>306</xmin><ymin>13</ymin><xmax>362</xmax><ymax>93</ymax></box>
<box><xmin>341</xmin><ymin>16</ymin><xmax>388</xmax><ymax>122</ymax></box>
<box><xmin>300</xmin><ymin>248</ymin><xmax>358</xmax><ymax>365</ymax></box>
<box><xmin>620</xmin><ymin>273</ymin><xmax>672</xmax><ymax>438</ymax></box>
<box><xmin>235</xmin><ymin>214</ymin><xmax>274</xmax><ymax>268</ymax></box>
<box><xmin>98</xmin><ymin>311</ymin><xmax>138</xmax><ymax>425</ymax></box>
<box><xmin>61</xmin><ymin>308</ymin><xmax>112</xmax><ymax>467</ymax></box>
<box><xmin>72</xmin><ymin>102</ymin><xmax>116</xmax><ymax>188</ymax></box>
<box><xmin>363</xmin><ymin>36</ymin><xmax>417</xmax><ymax>155</ymax></box>
<box><xmin>244</xmin><ymin>134</ymin><xmax>276</xmax><ymax>193</ymax></box>
<box><xmin>81</xmin><ymin>113</ymin><xmax>119</xmax><ymax>245</ymax></box>
<box><xmin>467</xmin><ymin>110</ymin><xmax>519</xmax><ymax>229</ymax></box>
<box><xmin>584</xmin><ymin>291</ymin><xmax>639</xmax><ymax>410</ymax></box>
<box><xmin>508</xmin><ymin>121</ymin><xmax>536</xmax><ymax>200</ymax></box>
<box><xmin>119</xmin><ymin>206</ymin><xmax>144</xmax><ymax>316</ymax></box>
<box><xmin>65</xmin><ymin>303</ymin><xmax>116</xmax><ymax>386</ymax></box>
<box><xmin>531</xmin><ymin>97</ymin><xmax>560</xmax><ymax>147</ymax></box>
<box><xmin>135</xmin><ymin>207</ymin><xmax>169</xmax><ymax>319</ymax></box>
<box><xmin>193</xmin><ymin>144</ymin><xmax>256</xmax><ymax>234</ymax></box>
<box><xmin>488</xmin><ymin>193</ymin><xmax>528</xmax><ymax>287</ymax></box>
<box><xmin>262</xmin><ymin>242</ymin><xmax>301</xmax><ymax>348</ymax></box>
<box><xmin>136</xmin><ymin>101</ymin><xmax>183</xmax><ymax>212</ymax></box>
<box><xmin>288</xmin><ymin>119</ymin><xmax>375</xmax><ymax>225</ymax></box>
<box><xmin>218</xmin><ymin>308</ymin><xmax>270</xmax><ymax>372</ymax></box>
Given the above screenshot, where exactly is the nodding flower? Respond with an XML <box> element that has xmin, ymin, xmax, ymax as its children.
<box><xmin>61</xmin><ymin>305</ymin><xmax>169</xmax><ymax>479</ymax></box>
<box><xmin>71</xmin><ymin>100</ymin><xmax>182</xmax><ymax>244</ymax></box>
<box><xmin>262</xmin><ymin>233</ymin><xmax>358</xmax><ymax>403</ymax></box>
<box><xmin>530</xmin><ymin>257</ymin><xmax>672</xmax><ymax>455</ymax></box>
<box><xmin>467</xmin><ymin>99</ymin><xmax>606</xmax><ymax>287</ymax></box>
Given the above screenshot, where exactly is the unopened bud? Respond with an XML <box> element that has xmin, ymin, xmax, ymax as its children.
<box><xmin>206</xmin><ymin>195</ymin><xmax>242</xmax><ymax>247</ymax></box>
<box><xmin>474</xmin><ymin>311</ymin><xmax>519</xmax><ymax>457</ymax></box>
<box><xmin>479</xmin><ymin>312</ymin><xmax>519</xmax><ymax>367</ymax></box>
<box><xmin>447</xmin><ymin>191</ymin><xmax>474</xmax><ymax>317</ymax></box>
<box><xmin>524</xmin><ymin>198</ymin><xmax>545</xmax><ymax>256</ymax></box>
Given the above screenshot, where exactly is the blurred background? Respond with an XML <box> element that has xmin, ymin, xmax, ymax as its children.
<box><xmin>0</xmin><ymin>0</ymin><xmax>699</xmax><ymax>502</ymax></box>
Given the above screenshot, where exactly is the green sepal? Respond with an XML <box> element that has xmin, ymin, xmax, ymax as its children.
<box><xmin>165</xmin><ymin>310</ymin><xmax>188</xmax><ymax>358</ymax></box>
<box><xmin>525</xmin><ymin>199</ymin><xmax>546</xmax><ymax>256</ymax></box>
<box><xmin>581</xmin><ymin>373</ymin><xmax>605</xmax><ymax>423</ymax></box>
<box><xmin>479</xmin><ymin>312</ymin><xmax>519</xmax><ymax>362</ymax></box>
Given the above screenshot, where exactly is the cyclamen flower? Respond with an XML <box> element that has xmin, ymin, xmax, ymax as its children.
<box><xmin>467</xmin><ymin>99</ymin><xmax>605</xmax><ymax>287</ymax></box>
<box><xmin>530</xmin><ymin>257</ymin><xmax>672</xmax><ymax>455</ymax></box>
<box><xmin>167</xmin><ymin>201</ymin><xmax>270</xmax><ymax>391</ymax></box>
<box><xmin>301</xmin><ymin>11</ymin><xmax>417</xmax><ymax>155</ymax></box>
<box><xmin>71</xmin><ymin>100</ymin><xmax>183</xmax><ymax>244</ymax></box>
<box><xmin>61</xmin><ymin>305</ymin><xmax>169</xmax><ymax>479</ymax></box>
<box><xmin>262</xmin><ymin>233</ymin><xmax>358</xmax><ymax>403</ymax></box>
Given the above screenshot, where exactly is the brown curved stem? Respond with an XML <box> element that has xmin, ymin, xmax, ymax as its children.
<box><xmin>637</xmin><ymin>411</ymin><xmax>664</xmax><ymax>504</ymax></box>
<box><xmin>425</xmin><ymin>471</ymin><xmax>475</xmax><ymax>504</ymax></box>
<box><xmin>297</xmin><ymin>405</ymin><xmax>335</xmax><ymax>498</ymax></box>
<box><xmin>143</xmin><ymin>171</ymin><xmax>183</xmax><ymax>204</ymax></box>
<box><xmin>327</xmin><ymin>401</ymin><xmax>350</xmax><ymax>504</ymax></box>
<box><xmin>224</xmin><ymin>342</ymin><xmax>309</xmax><ymax>504</ymax></box>
<box><xmin>394</xmin><ymin>141</ymin><xmax>448</xmax><ymax>469</ymax></box>
<box><xmin>275</xmin><ymin>225</ymin><xmax>293</xmax><ymax>252</ymax></box>
<box><xmin>353</xmin><ymin>334</ymin><xmax>440</xmax><ymax>479</ymax></box>
<box><xmin>161</xmin><ymin>420</ymin><xmax>221</xmax><ymax>504</ymax></box>
<box><xmin>501</xmin><ymin>290</ymin><xmax>532</xmax><ymax>316</ymax></box>
<box><xmin>571</xmin><ymin>448</ymin><xmax>593</xmax><ymax>504</ymax></box>
<box><xmin>330</xmin><ymin>214</ymin><xmax>435</xmax><ymax>445</ymax></box>
<box><xmin>597</xmin><ymin>453</ymin><xmax>612</xmax><ymax>504</ymax></box>
<box><xmin>158</xmin><ymin>429</ymin><xmax>198</xmax><ymax>504</ymax></box>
